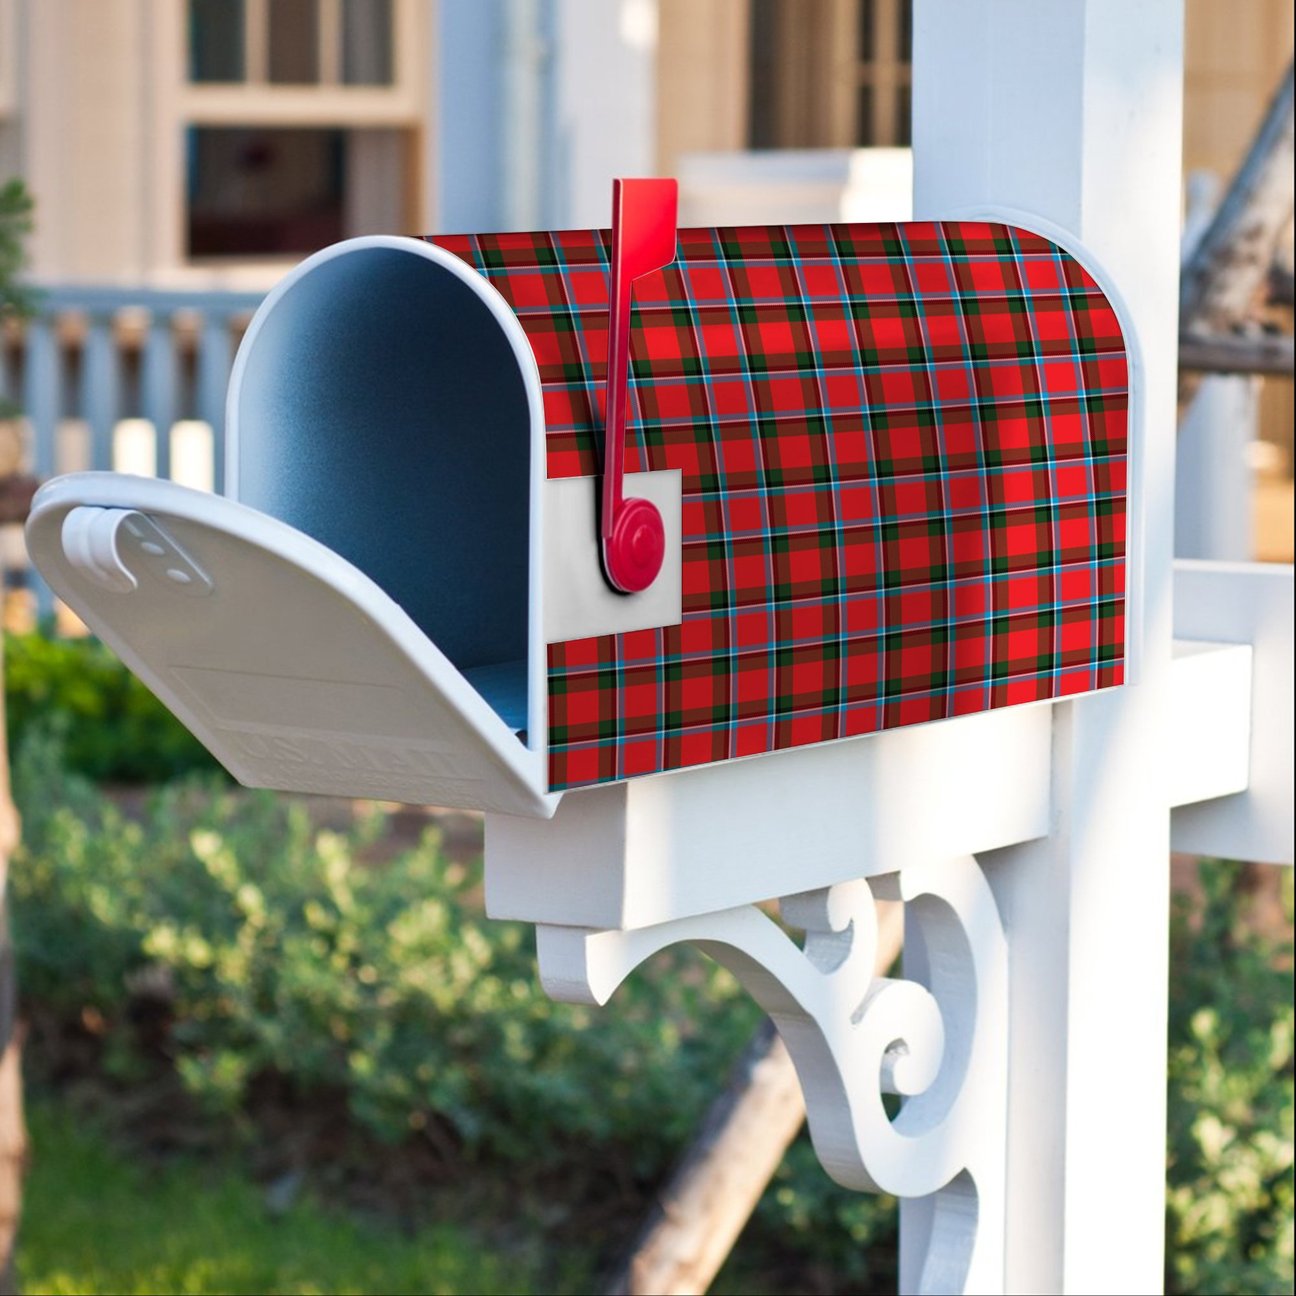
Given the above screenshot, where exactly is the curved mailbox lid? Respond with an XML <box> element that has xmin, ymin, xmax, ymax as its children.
<box><xmin>26</xmin><ymin>473</ymin><xmax>557</xmax><ymax>819</ymax></box>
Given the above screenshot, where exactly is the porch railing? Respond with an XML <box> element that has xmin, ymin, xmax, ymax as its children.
<box><xmin>1</xmin><ymin>284</ymin><xmax>265</xmax><ymax>618</ymax></box>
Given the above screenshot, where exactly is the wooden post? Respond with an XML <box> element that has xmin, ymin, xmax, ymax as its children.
<box><xmin>1179</xmin><ymin>62</ymin><xmax>1294</xmax><ymax>336</ymax></box>
<box><xmin>607</xmin><ymin>903</ymin><xmax>905</xmax><ymax>1296</ymax></box>
<box><xmin>1177</xmin><ymin>332</ymin><xmax>1294</xmax><ymax>376</ymax></box>
<box><xmin>912</xmin><ymin>3</ymin><xmax>1183</xmax><ymax>1291</ymax></box>
<box><xmin>608</xmin><ymin>1020</ymin><xmax>806</xmax><ymax>1296</ymax></box>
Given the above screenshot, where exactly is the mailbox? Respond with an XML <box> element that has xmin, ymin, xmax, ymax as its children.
<box><xmin>26</xmin><ymin>184</ymin><xmax>1130</xmax><ymax>818</ymax></box>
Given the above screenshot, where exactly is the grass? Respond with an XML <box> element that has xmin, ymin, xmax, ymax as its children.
<box><xmin>17</xmin><ymin>1101</ymin><xmax>545</xmax><ymax>1296</ymax></box>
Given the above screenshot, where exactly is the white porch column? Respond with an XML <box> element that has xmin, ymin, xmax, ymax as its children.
<box><xmin>911</xmin><ymin>4</ymin><xmax>1184</xmax><ymax>1293</ymax></box>
<box><xmin>550</xmin><ymin>0</ymin><xmax>658</xmax><ymax>227</ymax></box>
<box><xmin>433</xmin><ymin>0</ymin><xmax>511</xmax><ymax>232</ymax></box>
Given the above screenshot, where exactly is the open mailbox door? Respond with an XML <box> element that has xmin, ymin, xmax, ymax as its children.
<box><xmin>26</xmin><ymin>235</ymin><xmax>556</xmax><ymax>819</ymax></box>
<box><xmin>27</xmin><ymin>474</ymin><xmax>555</xmax><ymax>818</ymax></box>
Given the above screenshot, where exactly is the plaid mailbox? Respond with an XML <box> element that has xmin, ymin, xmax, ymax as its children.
<box><xmin>435</xmin><ymin>215</ymin><xmax>1129</xmax><ymax>792</ymax></box>
<box><xmin>26</xmin><ymin>187</ymin><xmax>1129</xmax><ymax>818</ymax></box>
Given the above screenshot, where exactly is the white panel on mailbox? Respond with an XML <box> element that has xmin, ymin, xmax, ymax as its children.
<box><xmin>26</xmin><ymin>473</ymin><xmax>556</xmax><ymax>819</ymax></box>
<box><xmin>542</xmin><ymin>471</ymin><xmax>682</xmax><ymax>642</ymax></box>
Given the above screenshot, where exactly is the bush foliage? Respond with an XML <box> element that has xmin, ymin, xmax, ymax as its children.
<box><xmin>4</xmin><ymin>631</ymin><xmax>220</xmax><ymax>784</ymax></box>
<box><xmin>11</xmin><ymin>729</ymin><xmax>756</xmax><ymax>1167</ymax></box>
<box><xmin>7</xmin><ymin>632</ymin><xmax>1293</xmax><ymax>1293</ymax></box>
<box><xmin>12</xmin><ymin>720</ymin><xmax>899</xmax><ymax>1289</ymax></box>
<box><xmin>1166</xmin><ymin>861</ymin><xmax>1294</xmax><ymax>1295</ymax></box>
<box><xmin>0</xmin><ymin>178</ymin><xmax>36</xmax><ymax>420</ymax></box>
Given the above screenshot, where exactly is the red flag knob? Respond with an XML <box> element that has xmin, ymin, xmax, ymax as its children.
<box><xmin>604</xmin><ymin>494</ymin><xmax>667</xmax><ymax>594</ymax></box>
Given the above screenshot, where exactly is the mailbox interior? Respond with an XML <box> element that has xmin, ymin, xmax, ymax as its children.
<box><xmin>228</xmin><ymin>237</ymin><xmax>544</xmax><ymax>743</ymax></box>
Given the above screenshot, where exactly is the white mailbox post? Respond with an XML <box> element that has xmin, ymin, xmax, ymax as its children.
<box><xmin>501</xmin><ymin>5</ymin><xmax>1293</xmax><ymax>1293</ymax></box>
<box><xmin>912</xmin><ymin>6</ymin><xmax>1290</xmax><ymax>1291</ymax></box>
<box><xmin>22</xmin><ymin>3</ymin><xmax>1294</xmax><ymax>1294</ymax></box>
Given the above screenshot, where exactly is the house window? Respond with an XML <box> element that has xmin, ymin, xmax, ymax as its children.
<box><xmin>173</xmin><ymin>0</ymin><xmax>419</xmax><ymax>264</ymax></box>
<box><xmin>187</xmin><ymin>0</ymin><xmax>394</xmax><ymax>87</ymax></box>
<box><xmin>749</xmin><ymin>0</ymin><xmax>913</xmax><ymax>149</ymax></box>
<box><xmin>190</xmin><ymin>0</ymin><xmax>247</xmax><ymax>83</ymax></box>
<box><xmin>269</xmin><ymin>0</ymin><xmax>320</xmax><ymax>85</ymax></box>
<box><xmin>187</xmin><ymin>127</ymin><xmax>344</xmax><ymax>256</ymax></box>
<box><xmin>342</xmin><ymin>0</ymin><xmax>394</xmax><ymax>85</ymax></box>
<box><xmin>186</xmin><ymin>125</ymin><xmax>411</xmax><ymax>259</ymax></box>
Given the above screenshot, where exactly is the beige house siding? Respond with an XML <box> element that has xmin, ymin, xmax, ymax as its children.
<box><xmin>656</xmin><ymin>0</ymin><xmax>749</xmax><ymax>176</ymax></box>
<box><xmin>1184</xmin><ymin>0</ymin><xmax>1294</xmax><ymax>179</ymax></box>
<box><xmin>23</xmin><ymin>0</ymin><xmax>154</xmax><ymax>283</ymax></box>
<box><xmin>5</xmin><ymin>0</ymin><xmax>429</xmax><ymax>289</ymax></box>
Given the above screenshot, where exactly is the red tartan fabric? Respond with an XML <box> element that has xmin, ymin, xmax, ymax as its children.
<box><xmin>431</xmin><ymin>222</ymin><xmax>1128</xmax><ymax>792</ymax></box>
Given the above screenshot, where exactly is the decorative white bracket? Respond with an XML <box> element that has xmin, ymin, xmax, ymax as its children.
<box><xmin>536</xmin><ymin>855</ymin><xmax>1008</xmax><ymax>1295</ymax></box>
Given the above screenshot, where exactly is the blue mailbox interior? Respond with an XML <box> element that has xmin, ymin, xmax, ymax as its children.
<box><xmin>232</xmin><ymin>244</ymin><xmax>532</xmax><ymax>733</ymax></box>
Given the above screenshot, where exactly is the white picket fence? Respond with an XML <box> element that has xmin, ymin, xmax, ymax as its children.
<box><xmin>2</xmin><ymin>278</ymin><xmax>1270</xmax><ymax>619</ymax></box>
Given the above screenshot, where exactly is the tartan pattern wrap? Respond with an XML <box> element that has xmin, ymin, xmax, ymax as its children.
<box><xmin>431</xmin><ymin>222</ymin><xmax>1129</xmax><ymax>793</ymax></box>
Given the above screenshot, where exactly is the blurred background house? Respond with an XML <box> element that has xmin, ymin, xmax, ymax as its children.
<box><xmin>0</xmin><ymin>0</ymin><xmax>1291</xmax><ymax>612</ymax></box>
<box><xmin>0</xmin><ymin>7</ymin><xmax>1289</xmax><ymax>1291</ymax></box>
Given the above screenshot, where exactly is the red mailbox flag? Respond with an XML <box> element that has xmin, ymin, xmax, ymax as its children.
<box><xmin>601</xmin><ymin>178</ymin><xmax>678</xmax><ymax>594</ymax></box>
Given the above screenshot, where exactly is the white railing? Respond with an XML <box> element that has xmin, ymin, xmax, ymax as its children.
<box><xmin>1</xmin><ymin>284</ymin><xmax>265</xmax><ymax>616</ymax></box>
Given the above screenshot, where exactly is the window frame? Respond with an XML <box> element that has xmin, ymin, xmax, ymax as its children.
<box><xmin>151</xmin><ymin>0</ymin><xmax>426</xmax><ymax>278</ymax></box>
<box><xmin>182</xmin><ymin>0</ymin><xmax>421</xmax><ymax>123</ymax></box>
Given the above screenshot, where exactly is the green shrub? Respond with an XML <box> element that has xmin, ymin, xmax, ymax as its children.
<box><xmin>11</xmin><ymin>726</ymin><xmax>758</xmax><ymax>1171</ymax></box>
<box><xmin>4</xmin><ymin>631</ymin><xmax>220</xmax><ymax>784</ymax></box>
<box><xmin>1166</xmin><ymin>861</ymin><xmax>1294</xmax><ymax>1295</ymax></box>
<box><xmin>9</xmin><ymin>724</ymin><xmax>1292</xmax><ymax>1293</ymax></box>
<box><xmin>724</xmin><ymin>1137</ymin><xmax>898</xmax><ymax>1294</ymax></box>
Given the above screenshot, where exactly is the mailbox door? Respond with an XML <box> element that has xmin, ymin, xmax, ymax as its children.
<box><xmin>26</xmin><ymin>473</ymin><xmax>556</xmax><ymax>818</ymax></box>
